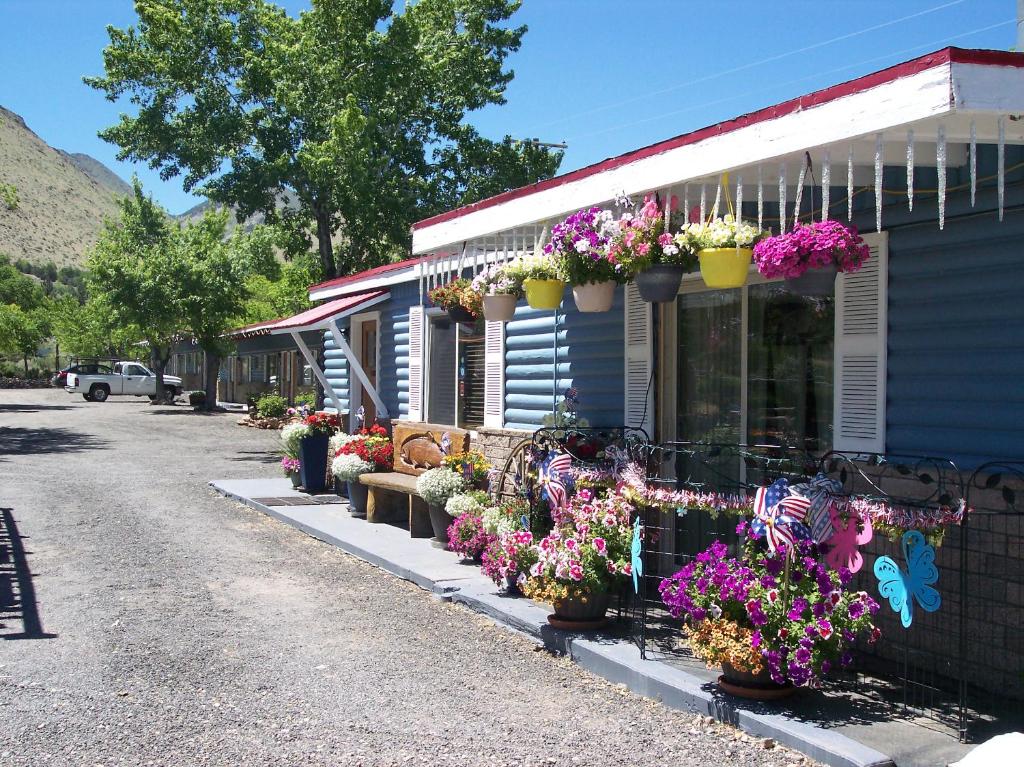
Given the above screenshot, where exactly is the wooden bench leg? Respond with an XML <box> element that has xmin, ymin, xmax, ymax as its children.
<box><xmin>366</xmin><ymin>487</ymin><xmax>383</xmax><ymax>523</ymax></box>
<box><xmin>408</xmin><ymin>495</ymin><xmax>433</xmax><ymax>538</ymax></box>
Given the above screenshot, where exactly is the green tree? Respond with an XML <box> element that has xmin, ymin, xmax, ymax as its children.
<box><xmin>174</xmin><ymin>208</ymin><xmax>278</xmax><ymax>408</ymax></box>
<box><xmin>50</xmin><ymin>294</ymin><xmax>143</xmax><ymax>360</ymax></box>
<box><xmin>0</xmin><ymin>254</ymin><xmax>45</xmax><ymax>309</ymax></box>
<box><xmin>87</xmin><ymin>181</ymin><xmax>183</xmax><ymax>402</ymax></box>
<box><xmin>240</xmin><ymin>252</ymin><xmax>321</xmax><ymax>325</ymax></box>
<box><xmin>87</xmin><ymin>0</ymin><xmax>561</xmax><ymax>280</ymax></box>
<box><xmin>0</xmin><ymin>303</ymin><xmax>49</xmax><ymax>376</ymax></box>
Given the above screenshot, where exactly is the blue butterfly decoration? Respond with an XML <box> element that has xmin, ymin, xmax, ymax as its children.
<box><xmin>630</xmin><ymin>517</ymin><xmax>643</xmax><ymax>594</ymax></box>
<box><xmin>520</xmin><ymin>514</ymin><xmax>530</xmax><ymax>532</ymax></box>
<box><xmin>873</xmin><ymin>530</ymin><xmax>941</xmax><ymax>628</ymax></box>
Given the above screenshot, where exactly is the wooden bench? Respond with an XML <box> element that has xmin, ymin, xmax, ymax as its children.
<box><xmin>359</xmin><ymin>422</ymin><xmax>469</xmax><ymax>537</ymax></box>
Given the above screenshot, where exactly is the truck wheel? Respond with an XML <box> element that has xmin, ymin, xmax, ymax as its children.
<box><xmin>164</xmin><ymin>385</ymin><xmax>177</xmax><ymax>401</ymax></box>
<box><xmin>82</xmin><ymin>393</ymin><xmax>94</xmax><ymax>402</ymax></box>
<box><xmin>90</xmin><ymin>384</ymin><xmax>110</xmax><ymax>403</ymax></box>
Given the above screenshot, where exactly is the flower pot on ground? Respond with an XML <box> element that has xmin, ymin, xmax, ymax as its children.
<box><xmin>523</xmin><ymin>278</ymin><xmax>565</xmax><ymax>310</ymax></box>
<box><xmin>188</xmin><ymin>390</ymin><xmax>206</xmax><ymax>407</ymax></box>
<box><xmin>550</xmin><ymin>590</ymin><xmax>612</xmax><ymax>628</ymax></box>
<box><xmin>572</xmin><ymin>280</ymin><xmax>616</xmax><ymax>312</ymax></box>
<box><xmin>416</xmin><ymin>468</ymin><xmax>468</xmax><ymax>547</ymax></box>
<box><xmin>281</xmin><ymin>455</ymin><xmax>301</xmax><ymax>487</ymax></box>
<box><xmin>634</xmin><ymin>264</ymin><xmax>685</xmax><ymax>302</ymax></box>
<box><xmin>298</xmin><ymin>434</ymin><xmax>330</xmax><ymax>491</ymax></box>
<box><xmin>697</xmin><ymin>247</ymin><xmax>754</xmax><ymax>288</ymax></box>
<box><xmin>719</xmin><ymin>661</ymin><xmax>796</xmax><ymax>700</ymax></box>
<box><xmin>289</xmin><ymin>470</ymin><xmax>302</xmax><ymax>488</ymax></box>
<box><xmin>445</xmin><ymin>491</ymin><xmax>492</xmax><ymax>560</ymax></box>
<box><xmin>347</xmin><ymin>481</ymin><xmax>369</xmax><ymax>517</ymax></box>
<box><xmin>427</xmin><ymin>504</ymin><xmax>456</xmax><ymax>547</ymax></box>
<box><xmin>482</xmin><ymin>293</ymin><xmax>517</xmax><ymax>321</ymax></box>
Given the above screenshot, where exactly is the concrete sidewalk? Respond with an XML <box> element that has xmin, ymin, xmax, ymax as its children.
<box><xmin>211</xmin><ymin>477</ymin><xmax>955</xmax><ymax>767</ymax></box>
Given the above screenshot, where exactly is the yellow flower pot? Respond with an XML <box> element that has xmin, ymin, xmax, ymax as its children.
<box><xmin>698</xmin><ymin>247</ymin><xmax>753</xmax><ymax>289</ymax></box>
<box><xmin>524</xmin><ymin>278</ymin><xmax>565</xmax><ymax>310</ymax></box>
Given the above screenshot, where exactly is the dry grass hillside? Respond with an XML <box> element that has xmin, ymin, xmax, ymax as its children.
<box><xmin>0</xmin><ymin>105</ymin><xmax>125</xmax><ymax>267</ymax></box>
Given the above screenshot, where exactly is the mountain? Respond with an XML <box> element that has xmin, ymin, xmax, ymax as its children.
<box><xmin>0</xmin><ymin>105</ymin><xmax>128</xmax><ymax>268</ymax></box>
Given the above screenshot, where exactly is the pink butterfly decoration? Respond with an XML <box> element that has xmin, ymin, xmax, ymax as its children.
<box><xmin>825</xmin><ymin>508</ymin><xmax>873</xmax><ymax>573</ymax></box>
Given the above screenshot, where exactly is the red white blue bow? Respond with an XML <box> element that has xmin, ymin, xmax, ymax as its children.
<box><xmin>790</xmin><ymin>472</ymin><xmax>843</xmax><ymax>543</ymax></box>
<box><xmin>751</xmin><ymin>478</ymin><xmax>812</xmax><ymax>555</ymax></box>
<box><xmin>537</xmin><ymin>451</ymin><xmax>572</xmax><ymax>510</ymax></box>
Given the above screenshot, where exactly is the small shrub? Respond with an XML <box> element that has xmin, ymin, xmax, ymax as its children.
<box><xmin>294</xmin><ymin>391</ymin><xmax>316</xmax><ymax>410</ymax></box>
<box><xmin>0</xmin><ymin>183</ymin><xmax>18</xmax><ymax>211</ymax></box>
<box><xmin>256</xmin><ymin>392</ymin><xmax>288</xmax><ymax>419</ymax></box>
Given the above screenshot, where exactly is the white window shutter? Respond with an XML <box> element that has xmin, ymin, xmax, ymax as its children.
<box><xmin>833</xmin><ymin>231</ymin><xmax>888</xmax><ymax>453</ymax></box>
<box><xmin>483</xmin><ymin>319</ymin><xmax>505</xmax><ymax>428</ymax></box>
<box><xmin>407</xmin><ymin>306</ymin><xmax>424</xmax><ymax>422</ymax></box>
<box><xmin>624</xmin><ymin>283</ymin><xmax>654</xmax><ymax>437</ymax></box>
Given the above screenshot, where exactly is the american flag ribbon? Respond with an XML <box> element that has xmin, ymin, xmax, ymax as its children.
<box><xmin>751</xmin><ymin>478</ymin><xmax>812</xmax><ymax>555</ymax></box>
<box><xmin>537</xmin><ymin>451</ymin><xmax>573</xmax><ymax>511</ymax></box>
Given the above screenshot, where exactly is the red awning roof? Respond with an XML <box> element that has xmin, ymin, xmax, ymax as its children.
<box><xmin>228</xmin><ymin>290</ymin><xmax>388</xmax><ymax>338</ymax></box>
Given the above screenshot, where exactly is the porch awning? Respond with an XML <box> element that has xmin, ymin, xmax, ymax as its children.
<box><xmin>265</xmin><ymin>290</ymin><xmax>388</xmax><ymax>335</ymax></box>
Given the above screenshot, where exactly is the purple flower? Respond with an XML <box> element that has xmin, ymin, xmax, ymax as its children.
<box><xmin>840</xmin><ymin>651</ymin><xmax>854</xmax><ymax>668</ymax></box>
<box><xmin>795</xmin><ymin>647</ymin><xmax>812</xmax><ymax>665</ymax></box>
<box><xmin>848</xmin><ymin>600</ymin><xmax>865</xmax><ymax>620</ymax></box>
<box><xmin>788</xmin><ymin>597</ymin><xmax>808</xmax><ymax>621</ymax></box>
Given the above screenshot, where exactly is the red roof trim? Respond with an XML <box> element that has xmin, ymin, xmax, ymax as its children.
<box><xmin>309</xmin><ymin>255</ymin><xmax>428</xmax><ymax>294</ymax></box>
<box><xmin>411</xmin><ymin>47</ymin><xmax>1024</xmax><ymax>232</ymax></box>
<box><xmin>268</xmin><ymin>290</ymin><xmax>387</xmax><ymax>332</ymax></box>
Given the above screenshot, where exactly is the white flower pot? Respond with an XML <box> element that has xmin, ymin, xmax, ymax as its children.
<box><xmin>571</xmin><ymin>281</ymin><xmax>616</xmax><ymax>313</ymax></box>
<box><xmin>483</xmin><ymin>293</ymin><xmax>517</xmax><ymax>322</ymax></box>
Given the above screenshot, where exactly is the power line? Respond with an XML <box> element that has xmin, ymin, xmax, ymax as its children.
<box><xmin>533</xmin><ymin>0</ymin><xmax>970</xmax><ymax>131</ymax></box>
<box><xmin>565</xmin><ymin>17</ymin><xmax>1014</xmax><ymax>144</ymax></box>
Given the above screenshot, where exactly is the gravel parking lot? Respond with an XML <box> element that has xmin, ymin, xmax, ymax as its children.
<box><xmin>0</xmin><ymin>389</ymin><xmax>813</xmax><ymax>766</ymax></box>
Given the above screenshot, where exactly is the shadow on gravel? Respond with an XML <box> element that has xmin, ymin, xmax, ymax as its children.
<box><xmin>230</xmin><ymin>449</ymin><xmax>281</xmax><ymax>465</ymax></box>
<box><xmin>0</xmin><ymin>426</ymin><xmax>108</xmax><ymax>459</ymax></box>
<box><xmin>0</xmin><ymin>404</ymin><xmax>74</xmax><ymax>413</ymax></box>
<box><xmin>0</xmin><ymin>508</ymin><xmax>56</xmax><ymax>640</ymax></box>
<box><xmin>143</xmin><ymin>407</ymin><xmax>227</xmax><ymax>416</ymax></box>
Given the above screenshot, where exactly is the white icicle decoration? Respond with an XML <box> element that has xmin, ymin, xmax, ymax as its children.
<box><xmin>778</xmin><ymin>164</ymin><xmax>787</xmax><ymax>234</ymax></box>
<box><xmin>822</xmin><ymin>150</ymin><xmax>831</xmax><ymax>221</ymax></box>
<box><xmin>712</xmin><ymin>181</ymin><xmax>722</xmax><ymax>219</ymax></box>
<box><xmin>700</xmin><ymin>184</ymin><xmax>706</xmax><ymax>223</ymax></box>
<box><xmin>970</xmin><ymin>121</ymin><xmax>977</xmax><ymax>208</ymax></box>
<box><xmin>683</xmin><ymin>184</ymin><xmax>689</xmax><ymax>223</ymax></box>
<box><xmin>874</xmin><ymin>133</ymin><xmax>883</xmax><ymax>233</ymax></box>
<box><xmin>757</xmin><ymin>166</ymin><xmax>764</xmax><ymax>231</ymax></box>
<box><xmin>736</xmin><ymin>176</ymin><xmax>743</xmax><ymax>223</ymax></box>
<box><xmin>847</xmin><ymin>146</ymin><xmax>854</xmax><ymax>221</ymax></box>
<box><xmin>906</xmin><ymin>129</ymin><xmax>914</xmax><ymax>212</ymax></box>
<box><xmin>793</xmin><ymin>161</ymin><xmax>807</xmax><ymax>229</ymax></box>
<box><xmin>937</xmin><ymin>124</ymin><xmax>947</xmax><ymax>230</ymax></box>
<box><xmin>998</xmin><ymin>116</ymin><xmax>1006</xmax><ymax>222</ymax></box>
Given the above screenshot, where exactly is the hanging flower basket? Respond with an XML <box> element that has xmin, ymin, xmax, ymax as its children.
<box><xmin>634</xmin><ymin>264</ymin><xmax>685</xmax><ymax>302</ymax></box>
<box><xmin>524</xmin><ymin>278</ymin><xmax>565</xmax><ymax>310</ymax></box>
<box><xmin>786</xmin><ymin>262</ymin><xmax>838</xmax><ymax>297</ymax></box>
<box><xmin>482</xmin><ymin>293</ymin><xmax>517</xmax><ymax>322</ymax></box>
<box><xmin>698</xmin><ymin>247</ymin><xmax>753</xmax><ymax>289</ymax></box>
<box><xmin>571</xmin><ymin>280</ymin><xmax>615</xmax><ymax>312</ymax></box>
<box><xmin>447</xmin><ymin>305</ymin><xmax>476</xmax><ymax>323</ymax></box>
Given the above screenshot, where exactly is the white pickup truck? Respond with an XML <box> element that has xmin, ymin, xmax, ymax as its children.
<box><xmin>65</xmin><ymin>361</ymin><xmax>183</xmax><ymax>402</ymax></box>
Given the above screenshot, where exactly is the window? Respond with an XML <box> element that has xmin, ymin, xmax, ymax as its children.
<box><xmin>249</xmin><ymin>354</ymin><xmax>264</xmax><ymax>383</ymax></box>
<box><xmin>426</xmin><ymin>314</ymin><xmax>486</xmax><ymax>429</ymax></box>
<box><xmin>267</xmin><ymin>353</ymin><xmax>279</xmax><ymax>385</ymax></box>
<box><xmin>676</xmin><ymin>281</ymin><xmax>834</xmax><ymax>452</ymax></box>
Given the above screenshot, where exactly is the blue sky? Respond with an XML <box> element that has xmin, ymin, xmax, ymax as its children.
<box><xmin>0</xmin><ymin>0</ymin><xmax>1015</xmax><ymax>216</ymax></box>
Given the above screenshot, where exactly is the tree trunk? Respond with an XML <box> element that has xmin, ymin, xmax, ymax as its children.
<box><xmin>23</xmin><ymin>354</ymin><xmax>29</xmax><ymax>377</ymax></box>
<box><xmin>150</xmin><ymin>347</ymin><xmax>173</xmax><ymax>404</ymax></box>
<box><xmin>314</xmin><ymin>208</ymin><xmax>336</xmax><ymax>279</ymax></box>
<box><xmin>201</xmin><ymin>349</ymin><xmax>221</xmax><ymax>411</ymax></box>
<box><xmin>54</xmin><ymin>340</ymin><xmax>60</xmax><ymax>374</ymax></box>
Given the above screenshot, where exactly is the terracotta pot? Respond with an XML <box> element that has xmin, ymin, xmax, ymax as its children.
<box><xmin>447</xmin><ymin>305</ymin><xmax>476</xmax><ymax>323</ymax></box>
<box><xmin>523</xmin><ymin>278</ymin><xmax>565</xmax><ymax>310</ymax></box>
<box><xmin>428</xmin><ymin>504</ymin><xmax>455</xmax><ymax>548</ymax></box>
<box><xmin>719</xmin><ymin>662</ymin><xmax>796</xmax><ymax>700</ymax></box>
<box><xmin>634</xmin><ymin>264</ymin><xmax>685</xmax><ymax>302</ymax></box>
<box><xmin>698</xmin><ymin>247</ymin><xmax>753</xmax><ymax>288</ymax></box>
<box><xmin>571</xmin><ymin>280</ymin><xmax>616</xmax><ymax>312</ymax></box>
<box><xmin>482</xmin><ymin>293</ymin><xmax>517</xmax><ymax>322</ymax></box>
<box><xmin>785</xmin><ymin>262</ymin><xmax>838</xmax><ymax>296</ymax></box>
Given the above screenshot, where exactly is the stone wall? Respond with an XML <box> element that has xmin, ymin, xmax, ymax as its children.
<box><xmin>473</xmin><ymin>426</ymin><xmax>532</xmax><ymax>474</ymax></box>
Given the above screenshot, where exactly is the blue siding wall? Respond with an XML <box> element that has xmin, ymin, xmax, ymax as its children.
<box><xmin>323</xmin><ymin>326</ymin><xmax>350</xmax><ymax>414</ymax></box>
<box><xmin>886</xmin><ymin>209</ymin><xmax>1024</xmax><ymax>468</ymax></box>
<box><xmin>380</xmin><ymin>280</ymin><xmax>418</xmax><ymax>420</ymax></box>
<box><xmin>504</xmin><ymin>285</ymin><xmax>625</xmax><ymax>430</ymax></box>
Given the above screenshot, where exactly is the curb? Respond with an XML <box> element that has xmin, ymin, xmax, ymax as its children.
<box><xmin>211</xmin><ymin>479</ymin><xmax>895</xmax><ymax>767</ymax></box>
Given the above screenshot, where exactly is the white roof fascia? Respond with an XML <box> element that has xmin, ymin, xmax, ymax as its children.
<box><xmin>268</xmin><ymin>291</ymin><xmax>391</xmax><ymax>335</ymax></box>
<box><xmin>412</xmin><ymin>63</ymin><xmax>957</xmax><ymax>255</ymax></box>
<box><xmin>951</xmin><ymin>61</ymin><xmax>1024</xmax><ymax>112</ymax></box>
<box><xmin>308</xmin><ymin>266</ymin><xmax>422</xmax><ymax>302</ymax></box>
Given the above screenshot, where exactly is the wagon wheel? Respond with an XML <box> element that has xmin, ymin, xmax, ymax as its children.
<box><xmin>495</xmin><ymin>438</ymin><xmax>533</xmax><ymax>503</ymax></box>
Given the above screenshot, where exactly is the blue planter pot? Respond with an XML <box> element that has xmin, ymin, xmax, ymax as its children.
<box><xmin>347</xmin><ymin>480</ymin><xmax>369</xmax><ymax>517</ymax></box>
<box><xmin>298</xmin><ymin>433</ymin><xmax>330</xmax><ymax>492</ymax></box>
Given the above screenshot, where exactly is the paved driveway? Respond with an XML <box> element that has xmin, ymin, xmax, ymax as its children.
<box><xmin>0</xmin><ymin>389</ymin><xmax>806</xmax><ymax>766</ymax></box>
